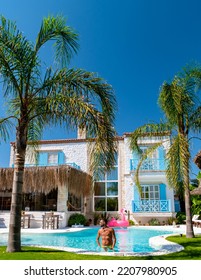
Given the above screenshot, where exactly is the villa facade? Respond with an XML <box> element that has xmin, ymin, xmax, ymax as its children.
<box><xmin>0</xmin><ymin>130</ymin><xmax>178</xmax><ymax>227</ymax></box>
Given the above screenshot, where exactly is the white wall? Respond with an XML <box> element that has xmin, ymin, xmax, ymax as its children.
<box><xmin>24</xmin><ymin>142</ymin><xmax>88</xmax><ymax>172</ymax></box>
<box><xmin>121</xmin><ymin>135</ymin><xmax>175</xmax><ymax>213</ymax></box>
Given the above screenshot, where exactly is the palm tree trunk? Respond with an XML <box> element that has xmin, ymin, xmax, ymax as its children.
<box><xmin>182</xmin><ymin>134</ymin><xmax>195</xmax><ymax>238</ymax></box>
<box><xmin>183</xmin><ymin>153</ymin><xmax>194</xmax><ymax>238</ymax></box>
<box><xmin>185</xmin><ymin>187</ymin><xmax>194</xmax><ymax>238</ymax></box>
<box><xmin>6</xmin><ymin>153</ymin><xmax>25</xmax><ymax>252</ymax></box>
<box><xmin>6</xmin><ymin>121</ymin><xmax>27</xmax><ymax>252</ymax></box>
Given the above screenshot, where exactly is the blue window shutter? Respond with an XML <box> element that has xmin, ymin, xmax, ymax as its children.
<box><xmin>158</xmin><ymin>146</ymin><xmax>165</xmax><ymax>170</ymax></box>
<box><xmin>131</xmin><ymin>151</ymin><xmax>140</xmax><ymax>170</ymax></box>
<box><xmin>134</xmin><ymin>185</ymin><xmax>140</xmax><ymax>200</ymax></box>
<box><xmin>58</xmin><ymin>151</ymin><xmax>65</xmax><ymax>165</ymax></box>
<box><xmin>174</xmin><ymin>200</ymin><xmax>180</xmax><ymax>212</ymax></box>
<box><xmin>133</xmin><ymin>185</ymin><xmax>140</xmax><ymax>212</ymax></box>
<box><xmin>38</xmin><ymin>152</ymin><xmax>48</xmax><ymax>166</ymax></box>
<box><xmin>159</xmin><ymin>183</ymin><xmax>166</xmax><ymax>200</ymax></box>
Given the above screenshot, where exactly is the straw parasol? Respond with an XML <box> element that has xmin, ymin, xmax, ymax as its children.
<box><xmin>190</xmin><ymin>151</ymin><xmax>201</xmax><ymax>195</ymax></box>
<box><xmin>190</xmin><ymin>186</ymin><xmax>201</xmax><ymax>195</ymax></box>
<box><xmin>0</xmin><ymin>165</ymin><xmax>92</xmax><ymax>196</ymax></box>
<box><xmin>190</xmin><ymin>178</ymin><xmax>201</xmax><ymax>195</ymax></box>
<box><xmin>194</xmin><ymin>150</ymin><xmax>201</xmax><ymax>170</ymax></box>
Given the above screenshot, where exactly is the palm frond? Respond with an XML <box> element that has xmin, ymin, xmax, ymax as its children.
<box><xmin>166</xmin><ymin>134</ymin><xmax>190</xmax><ymax>190</ymax></box>
<box><xmin>57</xmin><ymin>68</ymin><xmax>116</xmax><ymax>123</ymax></box>
<box><xmin>129</xmin><ymin>122</ymin><xmax>170</xmax><ymax>154</ymax></box>
<box><xmin>0</xmin><ymin>16</ymin><xmax>36</xmax><ymax>98</ymax></box>
<box><xmin>22</xmin><ymin>66</ymin><xmax>117</xmax><ymax>173</ymax></box>
<box><xmin>182</xmin><ymin>63</ymin><xmax>201</xmax><ymax>91</ymax></box>
<box><xmin>35</xmin><ymin>15</ymin><xmax>79</xmax><ymax>67</ymax></box>
<box><xmin>133</xmin><ymin>142</ymin><xmax>163</xmax><ymax>193</ymax></box>
<box><xmin>0</xmin><ymin>117</ymin><xmax>14</xmax><ymax>142</ymax></box>
<box><xmin>158</xmin><ymin>80</ymin><xmax>184</xmax><ymax>125</ymax></box>
<box><xmin>166</xmin><ymin>136</ymin><xmax>182</xmax><ymax>188</ymax></box>
<box><xmin>179</xmin><ymin>134</ymin><xmax>191</xmax><ymax>189</ymax></box>
<box><xmin>44</xmin><ymin>93</ymin><xmax>117</xmax><ymax>172</ymax></box>
<box><xmin>27</xmin><ymin>117</ymin><xmax>44</xmax><ymax>142</ymax></box>
<box><xmin>158</xmin><ymin>68</ymin><xmax>200</xmax><ymax>132</ymax></box>
<box><xmin>88</xmin><ymin>115</ymin><xmax>117</xmax><ymax>174</ymax></box>
<box><xmin>189</xmin><ymin>106</ymin><xmax>201</xmax><ymax>133</ymax></box>
<box><xmin>26</xmin><ymin>116</ymin><xmax>47</xmax><ymax>165</ymax></box>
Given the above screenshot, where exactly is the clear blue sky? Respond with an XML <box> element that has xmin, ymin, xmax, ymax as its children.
<box><xmin>0</xmin><ymin>0</ymin><xmax>201</xmax><ymax>176</ymax></box>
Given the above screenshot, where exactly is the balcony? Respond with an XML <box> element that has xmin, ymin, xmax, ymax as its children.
<box><xmin>130</xmin><ymin>158</ymin><xmax>166</xmax><ymax>171</ymax></box>
<box><xmin>132</xmin><ymin>199</ymin><xmax>171</xmax><ymax>212</ymax></box>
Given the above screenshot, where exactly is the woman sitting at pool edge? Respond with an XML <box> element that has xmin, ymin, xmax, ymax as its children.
<box><xmin>96</xmin><ymin>218</ymin><xmax>116</xmax><ymax>251</ymax></box>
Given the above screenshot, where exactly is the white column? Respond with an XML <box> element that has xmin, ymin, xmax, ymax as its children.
<box><xmin>57</xmin><ymin>184</ymin><xmax>68</xmax><ymax>212</ymax></box>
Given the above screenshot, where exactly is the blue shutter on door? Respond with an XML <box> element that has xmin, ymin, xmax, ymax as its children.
<box><xmin>158</xmin><ymin>146</ymin><xmax>165</xmax><ymax>170</ymax></box>
<box><xmin>159</xmin><ymin>183</ymin><xmax>166</xmax><ymax>200</ymax></box>
<box><xmin>131</xmin><ymin>151</ymin><xmax>140</xmax><ymax>170</ymax></box>
<box><xmin>159</xmin><ymin>183</ymin><xmax>170</xmax><ymax>211</ymax></box>
<box><xmin>133</xmin><ymin>185</ymin><xmax>140</xmax><ymax>212</ymax></box>
<box><xmin>38</xmin><ymin>152</ymin><xmax>48</xmax><ymax>166</ymax></box>
<box><xmin>58</xmin><ymin>151</ymin><xmax>65</xmax><ymax>165</ymax></box>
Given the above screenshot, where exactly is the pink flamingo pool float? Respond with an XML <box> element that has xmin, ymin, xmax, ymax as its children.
<box><xmin>107</xmin><ymin>208</ymin><xmax>129</xmax><ymax>227</ymax></box>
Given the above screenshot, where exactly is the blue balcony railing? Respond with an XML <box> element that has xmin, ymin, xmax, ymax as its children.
<box><xmin>132</xmin><ymin>199</ymin><xmax>171</xmax><ymax>212</ymax></box>
<box><xmin>130</xmin><ymin>158</ymin><xmax>166</xmax><ymax>171</ymax></box>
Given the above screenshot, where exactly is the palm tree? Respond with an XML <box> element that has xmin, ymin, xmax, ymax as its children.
<box><xmin>130</xmin><ymin>65</ymin><xmax>201</xmax><ymax>238</ymax></box>
<box><xmin>0</xmin><ymin>15</ymin><xmax>117</xmax><ymax>252</ymax></box>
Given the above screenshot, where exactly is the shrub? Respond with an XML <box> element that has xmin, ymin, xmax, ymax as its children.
<box><xmin>148</xmin><ymin>218</ymin><xmax>160</xmax><ymax>226</ymax></box>
<box><xmin>93</xmin><ymin>213</ymin><xmax>101</xmax><ymax>225</ymax></box>
<box><xmin>93</xmin><ymin>212</ymin><xmax>113</xmax><ymax>225</ymax></box>
<box><xmin>68</xmin><ymin>213</ymin><xmax>86</xmax><ymax>227</ymax></box>
<box><xmin>176</xmin><ymin>212</ymin><xmax>186</xmax><ymax>224</ymax></box>
<box><xmin>129</xmin><ymin>219</ymin><xmax>135</xmax><ymax>226</ymax></box>
<box><xmin>167</xmin><ymin>216</ymin><xmax>177</xmax><ymax>225</ymax></box>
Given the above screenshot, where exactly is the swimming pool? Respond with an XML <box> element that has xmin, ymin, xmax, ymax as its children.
<box><xmin>0</xmin><ymin>227</ymin><xmax>174</xmax><ymax>253</ymax></box>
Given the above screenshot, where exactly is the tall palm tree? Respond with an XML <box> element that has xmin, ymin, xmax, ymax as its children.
<box><xmin>0</xmin><ymin>15</ymin><xmax>117</xmax><ymax>252</ymax></box>
<box><xmin>130</xmin><ymin>65</ymin><xmax>201</xmax><ymax>238</ymax></box>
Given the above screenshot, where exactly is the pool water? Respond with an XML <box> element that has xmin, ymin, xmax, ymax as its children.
<box><xmin>0</xmin><ymin>227</ymin><xmax>174</xmax><ymax>253</ymax></box>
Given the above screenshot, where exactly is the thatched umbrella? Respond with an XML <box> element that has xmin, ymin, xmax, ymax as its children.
<box><xmin>190</xmin><ymin>186</ymin><xmax>201</xmax><ymax>195</ymax></box>
<box><xmin>194</xmin><ymin>150</ymin><xmax>201</xmax><ymax>169</ymax></box>
<box><xmin>0</xmin><ymin>165</ymin><xmax>92</xmax><ymax>196</ymax></box>
<box><xmin>190</xmin><ymin>178</ymin><xmax>201</xmax><ymax>195</ymax></box>
<box><xmin>190</xmin><ymin>152</ymin><xmax>201</xmax><ymax>195</ymax></box>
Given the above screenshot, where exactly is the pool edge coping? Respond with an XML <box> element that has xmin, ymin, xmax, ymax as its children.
<box><xmin>1</xmin><ymin>225</ymin><xmax>201</xmax><ymax>257</ymax></box>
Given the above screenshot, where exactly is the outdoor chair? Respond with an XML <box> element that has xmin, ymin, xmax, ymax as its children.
<box><xmin>21</xmin><ymin>212</ymin><xmax>31</xmax><ymax>228</ymax></box>
<box><xmin>192</xmin><ymin>215</ymin><xmax>200</xmax><ymax>227</ymax></box>
<box><xmin>43</xmin><ymin>212</ymin><xmax>54</xmax><ymax>229</ymax></box>
<box><xmin>184</xmin><ymin>214</ymin><xmax>199</xmax><ymax>226</ymax></box>
<box><xmin>192</xmin><ymin>215</ymin><xmax>201</xmax><ymax>227</ymax></box>
<box><xmin>195</xmin><ymin>220</ymin><xmax>201</xmax><ymax>227</ymax></box>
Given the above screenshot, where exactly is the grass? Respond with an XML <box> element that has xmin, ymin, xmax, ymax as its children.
<box><xmin>0</xmin><ymin>235</ymin><xmax>201</xmax><ymax>260</ymax></box>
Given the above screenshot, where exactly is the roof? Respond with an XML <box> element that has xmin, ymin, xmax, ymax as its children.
<box><xmin>0</xmin><ymin>165</ymin><xmax>92</xmax><ymax>195</ymax></box>
<box><xmin>10</xmin><ymin>131</ymin><xmax>170</xmax><ymax>147</ymax></box>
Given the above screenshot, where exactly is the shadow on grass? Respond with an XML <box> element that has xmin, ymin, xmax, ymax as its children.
<box><xmin>21</xmin><ymin>248</ymin><xmax>64</xmax><ymax>253</ymax></box>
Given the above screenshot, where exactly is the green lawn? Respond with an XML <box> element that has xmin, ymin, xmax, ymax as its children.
<box><xmin>0</xmin><ymin>235</ymin><xmax>201</xmax><ymax>260</ymax></box>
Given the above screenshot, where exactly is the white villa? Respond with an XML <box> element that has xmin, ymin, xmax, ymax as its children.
<box><xmin>0</xmin><ymin>129</ymin><xmax>179</xmax><ymax>228</ymax></box>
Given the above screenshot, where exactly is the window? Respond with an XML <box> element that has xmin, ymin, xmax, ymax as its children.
<box><xmin>37</xmin><ymin>151</ymin><xmax>65</xmax><ymax>166</ymax></box>
<box><xmin>141</xmin><ymin>185</ymin><xmax>160</xmax><ymax>200</ymax></box>
<box><xmin>67</xmin><ymin>193</ymin><xmax>82</xmax><ymax>212</ymax></box>
<box><xmin>48</xmin><ymin>152</ymin><xmax>58</xmax><ymax>165</ymax></box>
<box><xmin>94</xmin><ymin>156</ymin><xmax>118</xmax><ymax>211</ymax></box>
<box><xmin>140</xmin><ymin>146</ymin><xmax>157</xmax><ymax>170</ymax></box>
<box><xmin>141</xmin><ymin>146</ymin><xmax>157</xmax><ymax>158</ymax></box>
